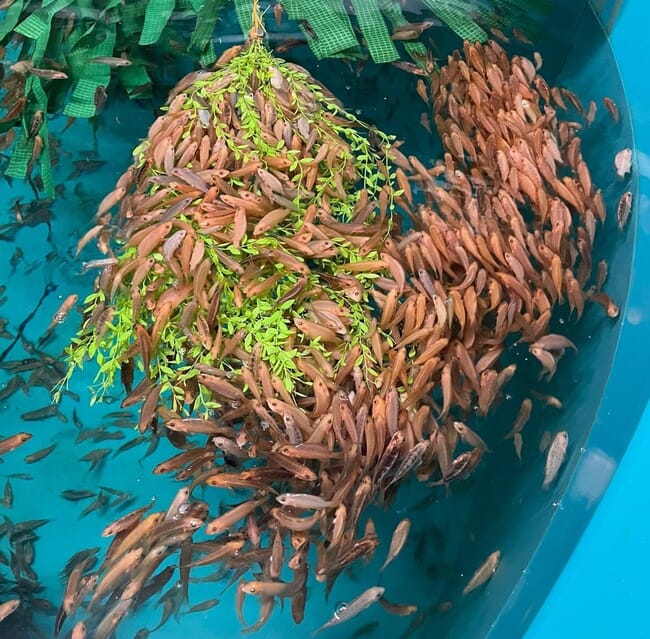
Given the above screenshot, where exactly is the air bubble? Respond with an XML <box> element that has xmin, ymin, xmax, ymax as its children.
<box><xmin>230</xmin><ymin>401</ymin><xmax>241</xmax><ymax>409</ymax></box>
<box><xmin>226</xmin><ymin>371</ymin><xmax>234</xmax><ymax>379</ymax></box>
<box><xmin>260</xmin><ymin>421</ymin><xmax>269</xmax><ymax>431</ymax></box>
<box><xmin>505</xmin><ymin>393</ymin><xmax>512</xmax><ymax>401</ymax></box>
<box><xmin>334</xmin><ymin>602</ymin><xmax>348</xmax><ymax>619</ymax></box>
<box><xmin>179</xmin><ymin>503</ymin><xmax>190</xmax><ymax>515</ymax></box>
<box><xmin>355</xmin><ymin>109</ymin><xmax>362</xmax><ymax>116</ymax></box>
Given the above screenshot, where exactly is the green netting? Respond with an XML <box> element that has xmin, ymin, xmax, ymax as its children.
<box><xmin>64</xmin><ymin>24</ymin><xmax>116</xmax><ymax>118</ymax></box>
<box><xmin>117</xmin><ymin>64</ymin><xmax>152</xmax><ymax>98</ymax></box>
<box><xmin>190</xmin><ymin>0</ymin><xmax>227</xmax><ymax>55</ymax></box>
<box><xmin>119</xmin><ymin>0</ymin><xmax>148</xmax><ymax>38</ymax></box>
<box><xmin>349</xmin><ymin>0</ymin><xmax>398</xmax><ymax>64</ymax></box>
<box><xmin>378</xmin><ymin>0</ymin><xmax>428</xmax><ymax>64</ymax></box>
<box><xmin>14</xmin><ymin>0</ymin><xmax>74</xmax><ymax>57</ymax></box>
<box><xmin>423</xmin><ymin>0</ymin><xmax>488</xmax><ymax>42</ymax></box>
<box><xmin>283</xmin><ymin>0</ymin><xmax>359</xmax><ymax>60</ymax></box>
<box><xmin>139</xmin><ymin>0</ymin><xmax>176</xmax><ymax>45</ymax></box>
<box><xmin>5</xmin><ymin>130</ymin><xmax>33</xmax><ymax>181</ymax></box>
<box><xmin>234</xmin><ymin>0</ymin><xmax>254</xmax><ymax>36</ymax></box>
<box><xmin>199</xmin><ymin>42</ymin><xmax>217</xmax><ymax>67</ymax></box>
<box><xmin>0</xmin><ymin>0</ymin><xmax>25</xmax><ymax>40</ymax></box>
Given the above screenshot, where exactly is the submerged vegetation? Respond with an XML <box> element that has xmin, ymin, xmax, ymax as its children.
<box><xmin>57</xmin><ymin>30</ymin><xmax>401</xmax><ymax>413</ymax></box>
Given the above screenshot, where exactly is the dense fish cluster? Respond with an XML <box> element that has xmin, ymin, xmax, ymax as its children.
<box><xmin>0</xmin><ymin>21</ymin><xmax>627</xmax><ymax>638</ymax></box>
<box><xmin>44</xmin><ymin>36</ymin><xmax>623</xmax><ymax>638</ymax></box>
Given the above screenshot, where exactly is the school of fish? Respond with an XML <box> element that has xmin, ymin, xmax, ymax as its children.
<box><xmin>0</xmin><ymin>30</ymin><xmax>630</xmax><ymax>639</ymax></box>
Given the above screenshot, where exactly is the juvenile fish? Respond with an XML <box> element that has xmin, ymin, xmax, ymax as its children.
<box><xmin>453</xmin><ymin>421</ymin><xmax>490</xmax><ymax>452</ymax></box>
<box><xmin>617</xmin><ymin>191</ymin><xmax>632</xmax><ymax>230</ymax></box>
<box><xmin>315</xmin><ymin>586</ymin><xmax>385</xmax><ymax>634</ymax></box>
<box><xmin>90</xmin><ymin>56</ymin><xmax>132</xmax><ymax>67</ymax></box>
<box><xmin>462</xmin><ymin>550</ymin><xmax>501</xmax><ymax>595</ymax></box>
<box><xmin>0</xmin><ymin>432</ymin><xmax>32</xmax><ymax>456</ymax></box>
<box><xmin>188</xmin><ymin>598</ymin><xmax>220</xmax><ymax>613</ymax></box>
<box><xmin>47</xmin><ymin>294</ymin><xmax>78</xmax><ymax>331</ymax></box>
<box><xmin>543</xmin><ymin>431</ymin><xmax>569</xmax><ymax>489</ymax></box>
<box><xmin>0</xmin><ymin>598</ymin><xmax>20</xmax><ymax>622</ymax></box>
<box><xmin>25</xmin><ymin>444</ymin><xmax>56</xmax><ymax>463</ymax></box>
<box><xmin>276</xmin><ymin>493</ymin><xmax>332</xmax><ymax>509</ymax></box>
<box><xmin>378</xmin><ymin>596</ymin><xmax>417</xmax><ymax>616</ymax></box>
<box><xmin>614</xmin><ymin>147</ymin><xmax>632</xmax><ymax>178</ymax></box>
<box><xmin>380</xmin><ymin>518</ymin><xmax>410</xmax><ymax>572</ymax></box>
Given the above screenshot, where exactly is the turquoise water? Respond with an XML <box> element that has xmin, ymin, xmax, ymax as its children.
<box><xmin>0</xmin><ymin>2</ymin><xmax>635</xmax><ymax>638</ymax></box>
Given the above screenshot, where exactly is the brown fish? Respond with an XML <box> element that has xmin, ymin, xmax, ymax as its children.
<box><xmin>462</xmin><ymin>550</ymin><xmax>501</xmax><ymax>595</ymax></box>
<box><xmin>0</xmin><ymin>432</ymin><xmax>32</xmax><ymax>456</ymax></box>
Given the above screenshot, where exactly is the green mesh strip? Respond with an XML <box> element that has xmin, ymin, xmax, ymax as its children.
<box><xmin>15</xmin><ymin>0</ymin><xmax>73</xmax><ymax>39</ymax></box>
<box><xmin>403</xmin><ymin>41</ymin><xmax>428</xmax><ymax>62</ymax></box>
<box><xmin>349</xmin><ymin>0</ymin><xmax>398</xmax><ymax>63</ymax></box>
<box><xmin>377</xmin><ymin>0</ymin><xmax>427</xmax><ymax>64</ymax></box>
<box><xmin>139</xmin><ymin>0</ymin><xmax>176</xmax><ymax>45</ymax></box>
<box><xmin>118</xmin><ymin>64</ymin><xmax>152</xmax><ymax>98</ymax></box>
<box><xmin>119</xmin><ymin>0</ymin><xmax>148</xmax><ymax>38</ymax></box>
<box><xmin>423</xmin><ymin>0</ymin><xmax>488</xmax><ymax>42</ymax></box>
<box><xmin>234</xmin><ymin>0</ymin><xmax>253</xmax><ymax>35</ymax></box>
<box><xmin>0</xmin><ymin>0</ymin><xmax>25</xmax><ymax>40</ymax></box>
<box><xmin>199</xmin><ymin>42</ymin><xmax>217</xmax><ymax>67</ymax></box>
<box><xmin>190</xmin><ymin>0</ymin><xmax>225</xmax><ymax>52</ymax></box>
<box><xmin>5</xmin><ymin>130</ymin><xmax>32</xmax><ymax>180</ymax></box>
<box><xmin>64</xmin><ymin>24</ymin><xmax>116</xmax><ymax>118</ymax></box>
<box><xmin>284</xmin><ymin>0</ymin><xmax>359</xmax><ymax>59</ymax></box>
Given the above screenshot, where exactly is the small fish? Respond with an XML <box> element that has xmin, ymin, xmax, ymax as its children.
<box><xmin>89</xmin><ymin>56</ymin><xmax>132</xmax><ymax>67</ymax></box>
<box><xmin>513</xmin><ymin>433</ymin><xmax>523</xmax><ymax>461</ymax></box>
<box><xmin>21</xmin><ymin>404</ymin><xmax>63</xmax><ymax>422</ymax></box>
<box><xmin>0</xmin><ymin>479</ymin><xmax>13</xmax><ymax>507</ymax></box>
<box><xmin>29</xmin><ymin>68</ymin><xmax>68</xmax><ymax>80</ymax></box>
<box><xmin>71</xmin><ymin>621</ymin><xmax>87</xmax><ymax>639</ymax></box>
<box><xmin>188</xmin><ymin>598</ymin><xmax>220</xmax><ymax>613</ymax></box>
<box><xmin>380</xmin><ymin>518</ymin><xmax>410</xmax><ymax>572</ymax></box>
<box><xmin>391</xmin><ymin>20</ymin><xmax>437</xmax><ymax>41</ymax></box>
<box><xmin>603</xmin><ymin>97</ymin><xmax>620</xmax><ymax>123</ymax></box>
<box><xmin>617</xmin><ymin>191</ymin><xmax>632</xmax><ymax>230</ymax></box>
<box><xmin>25</xmin><ymin>443</ymin><xmax>56</xmax><ymax>463</ymax></box>
<box><xmin>378</xmin><ymin>596</ymin><xmax>417</xmax><ymax>616</ymax></box>
<box><xmin>453</xmin><ymin>421</ymin><xmax>490</xmax><ymax>452</ymax></box>
<box><xmin>614</xmin><ymin>147</ymin><xmax>632</xmax><ymax>178</ymax></box>
<box><xmin>47</xmin><ymin>294</ymin><xmax>78</xmax><ymax>331</ymax></box>
<box><xmin>0</xmin><ymin>432</ymin><xmax>32</xmax><ymax>456</ymax></box>
<box><xmin>543</xmin><ymin>431</ymin><xmax>569</xmax><ymax>489</ymax></box>
<box><xmin>314</xmin><ymin>586</ymin><xmax>385</xmax><ymax>634</ymax></box>
<box><xmin>61</xmin><ymin>489</ymin><xmax>96</xmax><ymax>502</ymax></box>
<box><xmin>276</xmin><ymin>493</ymin><xmax>332</xmax><ymax>509</ymax></box>
<box><xmin>462</xmin><ymin>551</ymin><xmax>501</xmax><ymax>596</ymax></box>
<box><xmin>273</xmin><ymin>2</ymin><xmax>284</xmax><ymax>25</ymax></box>
<box><xmin>0</xmin><ymin>598</ymin><xmax>20</xmax><ymax>622</ymax></box>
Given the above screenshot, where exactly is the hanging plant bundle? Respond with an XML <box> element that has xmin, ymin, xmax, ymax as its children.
<box><xmin>62</xmin><ymin>33</ymin><xmax>403</xmax><ymax>417</ymax></box>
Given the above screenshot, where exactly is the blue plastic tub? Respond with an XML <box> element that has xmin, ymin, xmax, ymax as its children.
<box><xmin>523</xmin><ymin>2</ymin><xmax>650</xmax><ymax>636</ymax></box>
<box><xmin>0</xmin><ymin>2</ymin><xmax>646</xmax><ymax>638</ymax></box>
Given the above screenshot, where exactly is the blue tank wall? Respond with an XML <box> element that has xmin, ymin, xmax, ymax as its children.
<box><xmin>524</xmin><ymin>1</ymin><xmax>650</xmax><ymax>637</ymax></box>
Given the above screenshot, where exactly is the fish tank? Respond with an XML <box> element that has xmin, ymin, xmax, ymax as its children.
<box><xmin>0</xmin><ymin>0</ymin><xmax>645</xmax><ymax>638</ymax></box>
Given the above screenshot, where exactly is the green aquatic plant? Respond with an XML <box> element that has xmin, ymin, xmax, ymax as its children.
<box><xmin>56</xmin><ymin>30</ymin><xmax>402</xmax><ymax>415</ymax></box>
